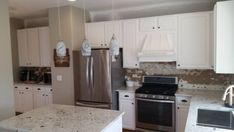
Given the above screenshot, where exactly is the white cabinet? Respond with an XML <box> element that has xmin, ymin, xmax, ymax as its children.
<box><xmin>17</xmin><ymin>27</ymin><xmax>51</xmax><ymax>67</ymax></box>
<box><xmin>33</xmin><ymin>87</ymin><xmax>53</xmax><ymax>109</ymax></box>
<box><xmin>119</xmin><ymin>91</ymin><xmax>135</xmax><ymax>130</ymax></box>
<box><xmin>14</xmin><ymin>84</ymin><xmax>53</xmax><ymax>113</ymax></box>
<box><xmin>39</xmin><ymin>27</ymin><xmax>51</xmax><ymax>67</ymax></box>
<box><xmin>27</xmin><ymin>28</ymin><xmax>40</xmax><ymax>66</ymax></box>
<box><xmin>104</xmin><ymin>21</ymin><xmax>123</xmax><ymax>47</ymax></box>
<box><xmin>214</xmin><ymin>0</ymin><xmax>234</xmax><ymax>74</ymax></box>
<box><xmin>123</xmin><ymin>19</ymin><xmax>140</xmax><ymax>68</ymax></box>
<box><xmin>17</xmin><ymin>30</ymin><xmax>28</xmax><ymax>66</ymax></box>
<box><xmin>177</xmin><ymin>12</ymin><xmax>211</xmax><ymax>69</ymax></box>
<box><xmin>176</xmin><ymin>95</ymin><xmax>191</xmax><ymax>132</ymax></box>
<box><xmin>14</xmin><ymin>85</ymin><xmax>34</xmax><ymax>113</ymax></box>
<box><xmin>85</xmin><ymin>22</ymin><xmax>105</xmax><ymax>47</ymax></box>
<box><xmin>138</xmin><ymin>15</ymin><xmax>177</xmax><ymax>62</ymax></box>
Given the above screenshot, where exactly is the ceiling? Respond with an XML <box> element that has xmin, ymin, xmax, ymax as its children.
<box><xmin>8</xmin><ymin>0</ymin><xmax>217</xmax><ymax>19</ymax></box>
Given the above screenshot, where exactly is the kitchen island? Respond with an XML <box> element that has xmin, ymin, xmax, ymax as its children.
<box><xmin>0</xmin><ymin>104</ymin><xmax>124</xmax><ymax>132</ymax></box>
<box><xmin>177</xmin><ymin>89</ymin><xmax>233</xmax><ymax>132</ymax></box>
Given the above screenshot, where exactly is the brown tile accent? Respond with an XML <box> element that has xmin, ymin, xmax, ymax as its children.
<box><xmin>125</xmin><ymin>62</ymin><xmax>234</xmax><ymax>85</ymax></box>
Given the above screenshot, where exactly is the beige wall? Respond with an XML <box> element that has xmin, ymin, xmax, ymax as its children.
<box><xmin>10</xmin><ymin>18</ymin><xmax>24</xmax><ymax>82</ymax></box>
<box><xmin>0</xmin><ymin>0</ymin><xmax>15</xmax><ymax>120</ymax></box>
<box><xmin>49</xmin><ymin>6</ymin><xmax>85</xmax><ymax>105</ymax></box>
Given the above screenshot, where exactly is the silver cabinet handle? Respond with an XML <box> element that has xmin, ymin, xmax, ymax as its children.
<box><xmin>136</xmin><ymin>98</ymin><xmax>175</xmax><ymax>103</ymax></box>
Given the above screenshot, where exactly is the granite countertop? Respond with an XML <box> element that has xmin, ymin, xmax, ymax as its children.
<box><xmin>14</xmin><ymin>82</ymin><xmax>52</xmax><ymax>86</ymax></box>
<box><xmin>0</xmin><ymin>104</ymin><xmax>124</xmax><ymax>132</ymax></box>
<box><xmin>116</xmin><ymin>86</ymin><xmax>140</xmax><ymax>93</ymax></box>
<box><xmin>176</xmin><ymin>89</ymin><xmax>234</xmax><ymax>132</ymax></box>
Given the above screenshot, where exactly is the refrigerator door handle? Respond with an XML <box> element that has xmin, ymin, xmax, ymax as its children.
<box><xmin>86</xmin><ymin>57</ymin><xmax>90</xmax><ymax>86</ymax></box>
<box><xmin>90</xmin><ymin>57</ymin><xmax>94</xmax><ymax>89</ymax></box>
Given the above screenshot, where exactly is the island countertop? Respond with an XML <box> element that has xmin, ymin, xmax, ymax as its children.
<box><xmin>0</xmin><ymin>104</ymin><xmax>124</xmax><ymax>132</ymax></box>
<box><xmin>176</xmin><ymin>89</ymin><xmax>234</xmax><ymax>132</ymax></box>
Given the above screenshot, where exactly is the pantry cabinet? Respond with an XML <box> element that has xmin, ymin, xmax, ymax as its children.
<box><xmin>14</xmin><ymin>84</ymin><xmax>53</xmax><ymax>113</ymax></box>
<box><xmin>214</xmin><ymin>0</ymin><xmax>234</xmax><ymax>74</ymax></box>
<box><xmin>119</xmin><ymin>91</ymin><xmax>136</xmax><ymax>130</ymax></box>
<box><xmin>177</xmin><ymin>12</ymin><xmax>211</xmax><ymax>69</ymax></box>
<box><xmin>123</xmin><ymin>19</ymin><xmax>140</xmax><ymax>68</ymax></box>
<box><xmin>17</xmin><ymin>27</ymin><xmax>51</xmax><ymax>67</ymax></box>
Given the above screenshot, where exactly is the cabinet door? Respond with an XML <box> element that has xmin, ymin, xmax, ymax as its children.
<box><xmin>39</xmin><ymin>27</ymin><xmax>51</xmax><ymax>67</ymax></box>
<box><xmin>85</xmin><ymin>22</ymin><xmax>105</xmax><ymax>47</ymax></box>
<box><xmin>27</xmin><ymin>28</ymin><xmax>40</xmax><ymax>66</ymax></box>
<box><xmin>104</xmin><ymin>21</ymin><xmax>123</xmax><ymax>47</ymax></box>
<box><xmin>177</xmin><ymin>12</ymin><xmax>210</xmax><ymax>69</ymax></box>
<box><xmin>139</xmin><ymin>17</ymin><xmax>157</xmax><ymax>32</ymax></box>
<box><xmin>176</xmin><ymin>105</ymin><xmax>189</xmax><ymax>132</ymax></box>
<box><xmin>214</xmin><ymin>1</ymin><xmax>234</xmax><ymax>73</ymax></box>
<box><xmin>45</xmin><ymin>92</ymin><xmax>53</xmax><ymax>105</ymax></box>
<box><xmin>17</xmin><ymin>29</ymin><xmax>28</xmax><ymax>66</ymax></box>
<box><xmin>21</xmin><ymin>90</ymin><xmax>34</xmax><ymax>112</ymax></box>
<box><xmin>34</xmin><ymin>91</ymin><xmax>46</xmax><ymax>108</ymax></box>
<box><xmin>123</xmin><ymin>19</ymin><xmax>139</xmax><ymax>68</ymax></box>
<box><xmin>158</xmin><ymin>15</ymin><xmax>177</xmax><ymax>30</ymax></box>
<box><xmin>119</xmin><ymin>99</ymin><xmax>135</xmax><ymax>130</ymax></box>
<box><xmin>14</xmin><ymin>90</ymin><xmax>22</xmax><ymax>112</ymax></box>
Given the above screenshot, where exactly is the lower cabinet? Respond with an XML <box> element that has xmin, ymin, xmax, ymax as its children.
<box><xmin>119</xmin><ymin>91</ymin><xmax>136</xmax><ymax>130</ymax></box>
<box><xmin>176</xmin><ymin>95</ymin><xmax>191</xmax><ymax>132</ymax></box>
<box><xmin>14</xmin><ymin>84</ymin><xmax>53</xmax><ymax>113</ymax></box>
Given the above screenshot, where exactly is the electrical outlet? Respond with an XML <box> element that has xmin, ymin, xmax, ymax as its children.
<box><xmin>57</xmin><ymin>75</ymin><xmax>62</xmax><ymax>81</ymax></box>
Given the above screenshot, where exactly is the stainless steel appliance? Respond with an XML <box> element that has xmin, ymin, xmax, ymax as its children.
<box><xmin>73</xmin><ymin>49</ymin><xmax>124</xmax><ymax>110</ymax></box>
<box><xmin>135</xmin><ymin>76</ymin><xmax>178</xmax><ymax>132</ymax></box>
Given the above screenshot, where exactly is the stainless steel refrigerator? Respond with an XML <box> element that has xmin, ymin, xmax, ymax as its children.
<box><xmin>73</xmin><ymin>49</ymin><xmax>124</xmax><ymax>109</ymax></box>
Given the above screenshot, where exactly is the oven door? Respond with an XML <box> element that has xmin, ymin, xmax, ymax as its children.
<box><xmin>136</xmin><ymin>98</ymin><xmax>175</xmax><ymax>132</ymax></box>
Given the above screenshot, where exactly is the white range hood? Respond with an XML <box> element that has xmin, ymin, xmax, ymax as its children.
<box><xmin>138</xmin><ymin>32</ymin><xmax>176</xmax><ymax>62</ymax></box>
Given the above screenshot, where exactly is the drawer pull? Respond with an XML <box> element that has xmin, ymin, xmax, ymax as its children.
<box><xmin>14</xmin><ymin>87</ymin><xmax>18</xmax><ymax>89</ymax></box>
<box><xmin>37</xmin><ymin>88</ymin><xmax>41</xmax><ymax>90</ymax></box>
<box><xmin>181</xmin><ymin>99</ymin><xmax>188</xmax><ymax>103</ymax></box>
<box><xmin>25</xmin><ymin>87</ymin><xmax>29</xmax><ymax>89</ymax></box>
<box><xmin>124</xmin><ymin>95</ymin><xmax>129</xmax><ymax>97</ymax></box>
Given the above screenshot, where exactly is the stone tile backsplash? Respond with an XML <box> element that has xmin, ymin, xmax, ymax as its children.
<box><xmin>125</xmin><ymin>62</ymin><xmax>234</xmax><ymax>86</ymax></box>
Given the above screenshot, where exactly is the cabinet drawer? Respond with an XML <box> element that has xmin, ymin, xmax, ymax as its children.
<box><xmin>176</xmin><ymin>96</ymin><xmax>191</xmax><ymax>106</ymax></box>
<box><xmin>119</xmin><ymin>92</ymin><xmax>135</xmax><ymax>100</ymax></box>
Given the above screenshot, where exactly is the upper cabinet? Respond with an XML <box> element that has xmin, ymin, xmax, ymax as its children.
<box><xmin>177</xmin><ymin>12</ymin><xmax>212</xmax><ymax>69</ymax></box>
<box><xmin>123</xmin><ymin>19</ymin><xmax>140</xmax><ymax>68</ymax></box>
<box><xmin>85</xmin><ymin>22</ymin><xmax>105</xmax><ymax>47</ymax></box>
<box><xmin>138</xmin><ymin>15</ymin><xmax>177</xmax><ymax>62</ymax></box>
<box><xmin>214</xmin><ymin>0</ymin><xmax>234</xmax><ymax>74</ymax></box>
<box><xmin>39</xmin><ymin>27</ymin><xmax>51</xmax><ymax>67</ymax></box>
<box><xmin>104</xmin><ymin>21</ymin><xmax>123</xmax><ymax>47</ymax></box>
<box><xmin>17</xmin><ymin>27</ymin><xmax>51</xmax><ymax>67</ymax></box>
<box><xmin>85</xmin><ymin>21</ymin><xmax>123</xmax><ymax>48</ymax></box>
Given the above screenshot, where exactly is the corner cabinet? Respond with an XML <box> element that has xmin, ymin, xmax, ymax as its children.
<box><xmin>17</xmin><ymin>27</ymin><xmax>51</xmax><ymax>67</ymax></box>
<box><xmin>214</xmin><ymin>0</ymin><xmax>234</xmax><ymax>74</ymax></box>
<box><xmin>177</xmin><ymin>12</ymin><xmax>212</xmax><ymax>69</ymax></box>
<box><xmin>123</xmin><ymin>19</ymin><xmax>140</xmax><ymax>68</ymax></box>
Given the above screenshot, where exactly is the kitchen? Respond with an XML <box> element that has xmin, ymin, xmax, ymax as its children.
<box><xmin>0</xmin><ymin>0</ymin><xmax>234</xmax><ymax>132</ymax></box>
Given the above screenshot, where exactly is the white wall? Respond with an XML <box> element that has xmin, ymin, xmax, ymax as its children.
<box><xmin>0</xmin><ymin>0</ymin><xmax>15</xmax><ymax>121</ymax></box>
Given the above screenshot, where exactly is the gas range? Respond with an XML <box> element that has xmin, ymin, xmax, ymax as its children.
<box><xmin>135</xmin><ymin>76</ymin><xmax>178</xmax><ymax>132</ymax></box>
<box><xmin>135</xmin><ymin>76</ymin><xmax>178</xmax><ymax>101</ymax></box>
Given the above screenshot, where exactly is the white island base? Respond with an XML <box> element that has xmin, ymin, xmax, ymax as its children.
<box><xmin>0</xmin><ymin>104</ymin><xmax>124</xmax><ymax>132</ymax></box>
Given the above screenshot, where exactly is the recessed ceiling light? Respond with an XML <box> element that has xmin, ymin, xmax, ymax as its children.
<box><xmin>68</xmin><ymin>0</ymin><xmax>77</xmax><ymax>2</ymax></box>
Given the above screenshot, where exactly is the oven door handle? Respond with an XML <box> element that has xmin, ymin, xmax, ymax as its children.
<box><xmin>136</xmin><ymin>98</ymin><xmax>175</xmax><ymax>103</ymax></box>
